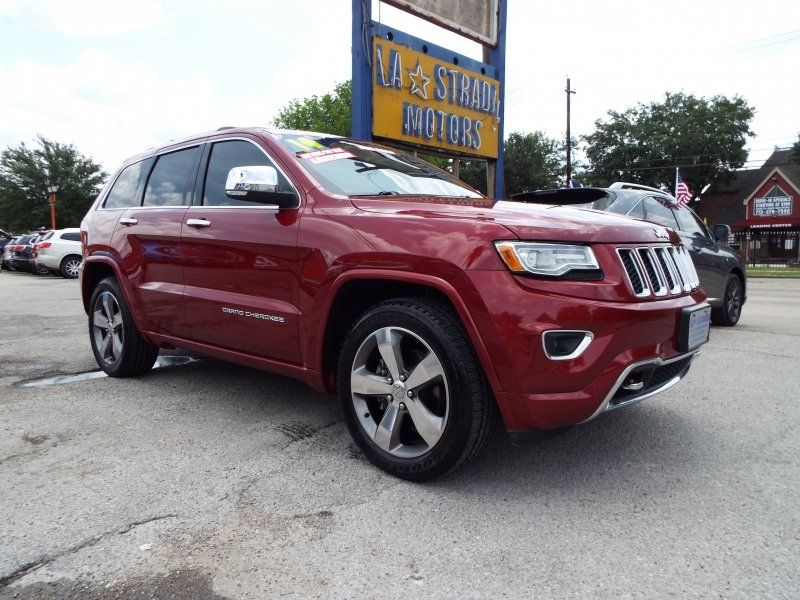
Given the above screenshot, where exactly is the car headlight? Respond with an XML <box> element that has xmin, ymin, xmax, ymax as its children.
<box><xmin>494</xmin><ymin>241</ymin><xmax>601</xmax><ymax>278</ymax></box>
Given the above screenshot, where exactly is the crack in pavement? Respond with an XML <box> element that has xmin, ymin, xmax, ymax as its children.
<box><xmin>0</xmin><ymin>514</ymin><xmax>179</xmax><ymax>589</ymax></box>
<box><xmin>277</xmin><ymin>420</ymin><xmax>341</xmax><ymax>450</ymax></box>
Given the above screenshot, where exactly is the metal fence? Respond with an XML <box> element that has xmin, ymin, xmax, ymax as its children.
<box><xmin>733</xmin><ymin>231</ymin><xmax>800</xmax><ymax>267</ymax></box>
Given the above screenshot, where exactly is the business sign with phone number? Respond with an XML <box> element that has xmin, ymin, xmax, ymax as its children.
<box><xmin>754</xmin><ymin>195</ymin><xmax>792</xmax><ymax>217</ymax></box>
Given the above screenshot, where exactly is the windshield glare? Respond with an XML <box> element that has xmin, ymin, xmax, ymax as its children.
<box><xmin>273</xmin><ymin>134</ymin><xmax>482</xmax><ymax>198</ymax></box>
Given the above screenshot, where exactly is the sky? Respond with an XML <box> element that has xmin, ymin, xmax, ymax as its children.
<box><xmin>0</xmin><ymin>0</ymin><xmax>798</xmax><ymax>177</ymax></box>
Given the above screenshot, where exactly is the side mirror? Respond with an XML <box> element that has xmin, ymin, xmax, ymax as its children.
<box><xmin>712</xmin><ymin>223</ymin><xmax>731</xmax><ymax>241</ymax></box>
<box><xmin>225</xmin><ymin>165</ymin><xmax>298</xmax><ymax>208</ymax></box>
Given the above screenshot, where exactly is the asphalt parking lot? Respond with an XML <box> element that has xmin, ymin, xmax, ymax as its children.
<box><xmin>1</xmin><ymin>271</ymin><xmax>798</xmax><ymax>599</ymax></box>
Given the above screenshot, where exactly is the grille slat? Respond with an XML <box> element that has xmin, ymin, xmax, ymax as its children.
<box><xmin>637</xmin><ymin>248</ymin><xmax>666</xmax><ymax>296</ymax></box>
<box><xmin>617</xmin><ymin>248</ymin><xmax>648</xmax><ymax>296</ymax></box>
<box><xmin>617</xmin><ymin>244</ymin><xmax>699</xmax><ymax>298</ymax></box>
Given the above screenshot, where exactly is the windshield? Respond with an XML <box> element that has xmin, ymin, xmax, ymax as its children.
<box><xmin>273</xmin><ymin>133</ymin><xmax>482</xmax><ymax>198</ymax></box>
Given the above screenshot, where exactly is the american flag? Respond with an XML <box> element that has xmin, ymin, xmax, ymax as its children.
<box><xmin>675</xmin><ymin>168</ymin><xmax>692</xmax><ymax>208</ymax></box>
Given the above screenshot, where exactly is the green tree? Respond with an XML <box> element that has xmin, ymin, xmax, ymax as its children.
<box><xmin>0</xmin><ymin>136</ymin><xmax>106</xmax><ymax>232</ymax></box>
<box><xmin>583</xmin><ymin>92</ymin><xmax>754</xmax><ymax>192</ymax></box>
<box><xmin>790</xmin><ymin>133</ymin><xmax>800</xmax><ymax>162</ymax></box>
<box><xmin>273</xmin><ymin>80</ymin><xmax>352</xmax><ymax>136</ymax></box>
<box><xmin>458</xmin><ymin>131</ymin><xmax>564</xmax><ymax>196</ymax></box>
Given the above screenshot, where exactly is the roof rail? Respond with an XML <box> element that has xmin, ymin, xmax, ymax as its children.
<box><xmin>609</xmin><ymin>181</ymin><xmax>666</xmax><ymax>194</ymax></box>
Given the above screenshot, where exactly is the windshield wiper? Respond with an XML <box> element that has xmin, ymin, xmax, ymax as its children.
<box><xmin>376</xmin><ymin>191</ymin><xmax>399</xmax><ymax>195</ymax></box>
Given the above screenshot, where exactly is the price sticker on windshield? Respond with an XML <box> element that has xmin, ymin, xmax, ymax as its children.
<box><xmin>298</xmin><ymin>147</ymin><xmax>355</xmax><ymax>165</ymax></box>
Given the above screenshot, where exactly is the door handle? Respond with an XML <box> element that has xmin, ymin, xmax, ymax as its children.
<box><xmin>186</xmin><ymin>218</ymin><xmax>211</xmax><ymax>228</ymax></box>
<box><xmin>119</xmin><ymin>217</ymin><xmax>138</xmax><ymax>226</ymax></box>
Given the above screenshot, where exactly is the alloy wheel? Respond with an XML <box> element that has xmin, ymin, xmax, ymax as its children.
<box><xmin>92</xmin><ymin>291</ymin><xmax>124</xmax><ymax>365</ymax></box>
<box><xmin>727</xmin><ymin>279</ymin><xmax>742</xmax><ymax>322</ymax></box>
<box><xmin>350</xmin><ymin>326</ymin><xmax>449</xmax><ymax>458</ymax></box>
<box><xmin>65</xmin><ymin>259</ymin><xmax>81</xmax><ymax>278</ymax></box>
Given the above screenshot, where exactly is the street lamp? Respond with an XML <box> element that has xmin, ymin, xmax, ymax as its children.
<box><xmin>46</xmin><ymin>184</ymin><xmax>59</xmax><ymax>230</ymax></box>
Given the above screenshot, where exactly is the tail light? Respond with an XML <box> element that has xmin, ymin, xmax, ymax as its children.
<box><xmin>38</xmin><ymin>242</ymin><xmax>52</xmax><ymax>249</ymax></box>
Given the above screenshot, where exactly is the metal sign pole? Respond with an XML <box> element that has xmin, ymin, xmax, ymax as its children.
<box><xmin>484</xmin><ymin>1</ymin><xmax>506</xmax><ymax>199</ymax></box>
<box><xmin>351</xmin><ymin>0</ymin><xmax>372</xmax><ymax>140</ymax></box>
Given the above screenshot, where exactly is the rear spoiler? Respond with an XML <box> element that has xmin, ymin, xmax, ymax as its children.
<box><xmin>508</xmin><ymin>187</ymin><xmax>614</xmax><ymax>205</ymax></box>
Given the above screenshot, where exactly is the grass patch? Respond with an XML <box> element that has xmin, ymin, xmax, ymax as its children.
<box><xmin>747</xmin><ymin>267</ymin><xmax>800</xmax><ymax>278</ymax></box>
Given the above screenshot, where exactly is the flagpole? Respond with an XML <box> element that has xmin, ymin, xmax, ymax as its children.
<box><xmin>675</xmin><ymin>167</ymin><xmax>679</xmax><ymax>199</ymax></box>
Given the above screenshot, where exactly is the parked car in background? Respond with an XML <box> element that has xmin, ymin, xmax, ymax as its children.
<box><xmin>2</xmin><ymin>234</ymin><xmax>22</xmax><ymax>270</ymax></box>
<box><xmin>4</xmin><ymin>234</ymin><xmax>43</xmax><ymax>273</ymax></box>
<box><xmin>80</xmin><ymin>127</ymin><xmax>710</xmax><ymax>480</ymax></box>
<box><xmin>0</xmin><ymin>229</ymin><xmax>13</xmax><ymax>255</ymax></box>
<box><xmin>509</xmin><ymin>182</ymin><xmax>747</xmax><ymax>326</ymax></box>
<box><xmin>33</xmin><ymin>228</ymin><xmax>83</xmax><ymax>278</ymax></box>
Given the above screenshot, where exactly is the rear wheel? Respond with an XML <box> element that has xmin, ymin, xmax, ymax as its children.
<box><xmin>338</xmin><ymin>298</ymin><xmax>496</xmax><ymax>481</ymax></box>
<box><xmin>60</xmin><ymin>255</ymin><xmax>82</xmax><ymax>279</ymax></box>
<box><xmin>34</xmin><ymin>262</ymin><xmax>50</xmax><ymax>276</ymax></box>
<box><xmin>711</xmin><ymin>274</ymin><xmax>743</xmax><ymax>326</ymax></box>
<box><xmin>89</xmin><ymin>277</ymin><xmax>159</xmax><ymax>377</ymax></box>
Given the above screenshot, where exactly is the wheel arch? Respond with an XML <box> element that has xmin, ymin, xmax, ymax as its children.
<box><xmin>731</xmin><ymin>267</ymin><xmax>746</xmax><ymax>302</ymax></box>
<box><xmin>318</xmin><ymin>271</ymin><xmax>502</xmax><ymax>394</ymax></box>
<box><xmin>80</xmin><ymin>257</ymin><xmax>142</xmax><ymax>327</ymax></box>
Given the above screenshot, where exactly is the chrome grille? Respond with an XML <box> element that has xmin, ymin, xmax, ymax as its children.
<box><xmin>617</xmin><ymin>244</ymin><xmax>699</xmax><ymax>298</ymax></box>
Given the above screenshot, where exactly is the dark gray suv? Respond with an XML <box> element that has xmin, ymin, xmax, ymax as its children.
<box><xmin>509</xmin><ymin>182</ymin><xmax>746</xmax><ymax>326</ymax></box>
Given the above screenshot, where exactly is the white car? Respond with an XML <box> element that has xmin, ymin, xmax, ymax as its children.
<box><xmin>34</xmin><ymin>228</ymin><xmax>83</xmax><ymax>278</ymax></box>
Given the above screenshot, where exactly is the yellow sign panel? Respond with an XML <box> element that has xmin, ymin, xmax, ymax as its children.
<box><xmin>371</xmin><ymin>37</ymin><xmax>500</xmax><ymax>159</ymax></box>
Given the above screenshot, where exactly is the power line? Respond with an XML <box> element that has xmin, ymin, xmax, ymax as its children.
<box><xmin>728</xmin><ymin>33</ymin><xmax>800</xmax><ymax>54</ymax></box>
<box><xmin>587</xmin><ymin>160</ymin><xmax>797</xmax><ymax>175</ymax></box>
<box><xmin>728</xmin><ymin>28</ymin><xmax>800</xmax><ymax>49</ymax></box>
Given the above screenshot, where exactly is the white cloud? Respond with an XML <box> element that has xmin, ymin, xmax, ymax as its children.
<box><xmin>0</xmin><ymin>0</ymin><xmax>167</xmax><ymax>36</ymax></box>
<box><xmin>0</xmin><ymin>49</ymin><xmax>215</xmax><ymax>171</ymax></box>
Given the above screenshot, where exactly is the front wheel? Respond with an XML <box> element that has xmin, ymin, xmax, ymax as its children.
<box><xmin>89</xmin><ymin>277</ymin><xmax>159</xmax><ymax>377</ymax></box>
<box><xmin>711</xmin><ymin>274</ymin><xmax>743</xmax><ymax>327</ymax></box>
<box><xmin>338</xmin><ymin>298</ymin><xmax>496</xmax><ymax>481</ymax></box>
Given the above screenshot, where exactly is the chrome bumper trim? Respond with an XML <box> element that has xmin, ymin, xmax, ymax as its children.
<box><xmin>582</xmin><ymin>351</ymin><xmax>700</xmax><ymax>423</ymax></box>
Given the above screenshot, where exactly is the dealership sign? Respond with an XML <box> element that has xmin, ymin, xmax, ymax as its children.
<box><xmin>382</xmin><ymin>0</ymin><xmax>500</xmax><ymax>46</ymax></box>
<box><xmin>372</xmin><ymin>38</ymin><xmax>500</xmax><ymax>158</ymax></box>
<box><xmin>754</xmin><ymin>195</ymin><xmax>792</xmax><ymax>217</ymax></box>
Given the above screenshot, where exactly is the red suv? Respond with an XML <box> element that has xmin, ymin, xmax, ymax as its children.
<box><xmin>80</xmin><ymin>128</ymin><xmax>710</xmax><ymax>480</ymax></box>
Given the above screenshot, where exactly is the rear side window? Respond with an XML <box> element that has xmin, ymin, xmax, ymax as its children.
<box><xmin>143</xmin><ymin>147</ymin><xmax>201</xmax><ymax>207</ymax></box>
<box><xmin>104</xmin><ymin>160</ymin><xmax>148</xmax><ymax>209</ymax></box>
<box><xmin>643</xmin><ymin>197</ymin><xmax>679</xmax><ymax>229</ymax></box>
<box><xmin>673</xmin><ymin>207</ymin><xmax>707</xmax><ymax>237</ymax></box>
<box><xmin>626</xmin><ymin>199</ymin><xmax>645</xmax><ymax>219</ymax></box>
<box><xmin>61</xmin><ymin>232</ymin><xmax>81</xmax><ymax>242</ymax></box>
<box><xmin>202</xmin><ymin>140</ymin><xmax>291</xmax><ymax>207</ymax></box>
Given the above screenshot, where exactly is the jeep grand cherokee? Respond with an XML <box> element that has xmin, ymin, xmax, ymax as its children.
<box><xmin>80</xmin><ymin>128</ymin><xmax>710</xmax><ymax>480</ymax></box>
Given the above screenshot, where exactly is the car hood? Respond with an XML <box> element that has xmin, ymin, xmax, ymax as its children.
<box><xmin>349</xmin><ymin>196</ymin><xmax>680</xmax><ymax>244</ymax></box>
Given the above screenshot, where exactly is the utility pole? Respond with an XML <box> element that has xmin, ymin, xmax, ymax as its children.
<box><xmin>565</xmin><ymin>77</ymin><xmax>576</xmax><ymax>187</ymax></box>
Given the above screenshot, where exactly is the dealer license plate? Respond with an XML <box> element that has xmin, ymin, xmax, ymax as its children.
<box><xmin>679</xmin><ymin>304</ymin><xmax>711</xmax><ymax>351</ymax></box>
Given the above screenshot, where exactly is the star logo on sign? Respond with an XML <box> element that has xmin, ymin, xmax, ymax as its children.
<box><xmin>406</xmin><ymin>60</ymin><xmax>430</xmax><ymax>100</ymax></box>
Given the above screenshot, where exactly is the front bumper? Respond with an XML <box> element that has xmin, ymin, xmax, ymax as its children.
<box><xmin>457</xmin><ymin>270</ymin><xmax>707</xmax><ymax>430</ymax></box>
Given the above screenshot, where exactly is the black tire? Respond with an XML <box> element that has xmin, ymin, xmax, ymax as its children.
<box><xmin>711</xmin><ymin>274</ymin><xmax>743</xmax><ymax>327</ymax></box>
<box><xmin>34</xmin><ymin>262</ymin><xmax>50</xmax><ymax>276</ymax></box>
<box><xmin>60</xmin><ymin>255</ymin><xmax>82</xmax><ymax>279</ymax></box>
<box><xmin>338</xmin><ymin>298</ymin><xmax>496</xmax><ymax>481</ymax></box>
<box><xmin>89</xmin><ymin>277</ymin><xmax>159</xmax><ymax>377</ymax></box>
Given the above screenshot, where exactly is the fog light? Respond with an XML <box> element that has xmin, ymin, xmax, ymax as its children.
<box><xmin>542</xmin><ymin>330</ymin><xmax>593</xmax><ymax>360</ymax></box>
